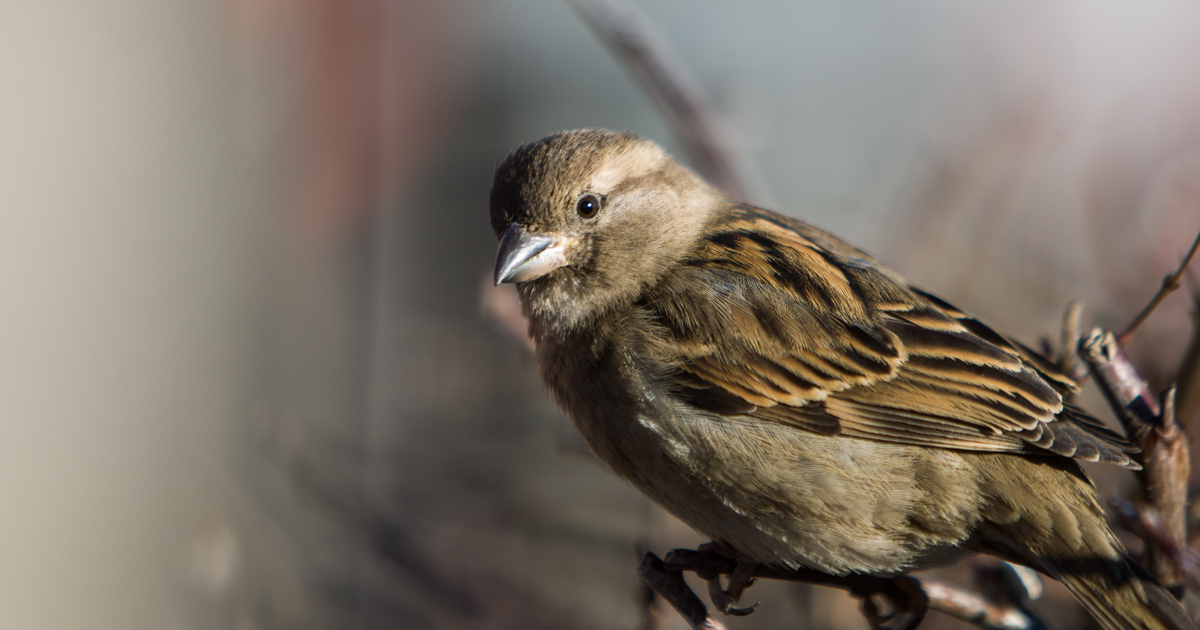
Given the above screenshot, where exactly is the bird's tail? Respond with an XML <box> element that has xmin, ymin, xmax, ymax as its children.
<box><xmin>1047</xmin><ymin>558</ymin><xmax>1194</xmax><ymax>630</ymax></box>
<box><xmin>972</xmin><ymin>456</ymin><xmax>1195</xmax><ymax>630</ymax></box>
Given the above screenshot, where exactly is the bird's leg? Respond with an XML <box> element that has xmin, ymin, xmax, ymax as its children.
<box><xmin>664</xmin><ymin>545</ymin><xmax>927</xmax><ymax>628</ymax></box>
<box><xmin>695</xmin><ymin>542</ymin><xmax>760</xmax><ymax>616</ymax></box>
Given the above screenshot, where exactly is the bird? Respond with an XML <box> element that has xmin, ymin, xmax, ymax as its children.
<box><xmin>488</xmin><ymin>128</ymin><xmax>1195</xmax><ymax>630</ymax></box>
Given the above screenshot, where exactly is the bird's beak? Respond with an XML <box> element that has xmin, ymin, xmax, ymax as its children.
<box><xmin>494</xmin><ymin>224</ymin><xmax>570</xmax><ymax>285</ymax></box>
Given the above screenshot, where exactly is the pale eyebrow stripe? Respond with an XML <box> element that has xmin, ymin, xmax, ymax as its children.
<box><xmin>589</xmin><ymin>143</ymin><xmax>666</xmax><ymax>192</ymax></box>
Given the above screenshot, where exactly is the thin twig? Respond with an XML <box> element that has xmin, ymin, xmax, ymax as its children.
<box><xmin>1079</xmin><ymin>328</ymin><xmax>1160</xmax><ymax>432</ymax></box>
<box><xmin>286</xmin><ymin>450</ymin><xmax>482</xmax><ymax>616</ymax></box>
<box><xmin>665</xmin><ymin>547</ymin><xmax>926</xmax><ymax>630</ymax></box>
<box><xmin>637</xmin><ymin>580</ymin><xmax>672</xmax><ymax>630</ymax></box>
<box><xmin>1118</xmin><ymin>227</ymin><xmax>1200</xmax><ymax>345</ymax></box>
<box><xmin>923</xmin><ymin>559</ymin><xmax>1049</xmax><ymax>630</ymax></box>
<box><xmin>1140</xmin><ymin>386</ymin><xmax>1190</xmax><ymax>590</ymax></box>
<box><xmin>650</xmin><ymin>547</ymin><xmax>1058</xmax><ymax>630</ymax></box>
<box><xmin>1079</xmin><ymin>329</ymin><xmax>1191</xmax><ymax>591</ymax></box>
<box><xmin>638</xmin><ymin>552</ymin><xmax>729</xmax><ymax>630</ymax></box>
<box><xmin>1057</xmin><ymin>300</ymin><xmax>1088</xmax><ymax>386</ymax></box>
<box><xmin>1112</xmin><ymin>497</ymin><xmax>1200</xmax><ymax>593</ymax></box>
<box><xmin>567</xmin><ymin>0</ymin><xmax>772</xmax><ymax>206</ymax></box>
<box><xmin>919</xmin><ymin>579</ymin><xmax>1043</xmax><ymax>630</ymax></box>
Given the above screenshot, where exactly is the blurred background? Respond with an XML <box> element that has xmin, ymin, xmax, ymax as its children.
<box><xmin>3</xmin><ymin>1</ymin><xmax>1200</xmax><ymax>628</ymax></box>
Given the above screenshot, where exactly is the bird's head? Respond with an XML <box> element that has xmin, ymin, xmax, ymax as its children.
<box><xmin>489</xmin><ymin>129</ymin><xmax>722</xmax><ymax>334</ymax></box>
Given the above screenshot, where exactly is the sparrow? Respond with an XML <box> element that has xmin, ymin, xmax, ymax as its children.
<box><xmin>489</xmin><ymin>129</ymin><xmax>1195</xmax><ymax>630</ymax></box>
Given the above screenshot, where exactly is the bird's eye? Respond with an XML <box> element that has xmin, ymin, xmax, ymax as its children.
<box><xmin>575</xmin><ymin>194</ymin><xmax>600</xmax><ymax>219</ymax></box>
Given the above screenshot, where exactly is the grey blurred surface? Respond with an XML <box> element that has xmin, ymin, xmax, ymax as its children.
<box><xmin>3</xmin><ymin>1</ymin><xmax>1200</xmax><ymax>629</ymax></box>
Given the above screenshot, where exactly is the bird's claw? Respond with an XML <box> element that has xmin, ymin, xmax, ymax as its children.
<box><xmin>705</xmin><ymin>575</ymin><xmax>759</xmax><ymax>615</ymax></box>
<box><xmin>696</xmin><ymin>543</ymin><xmax>761</xmax><ymax>617</ymax></box>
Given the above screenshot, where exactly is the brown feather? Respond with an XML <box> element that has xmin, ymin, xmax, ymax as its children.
<box><xmin>650</xmin><ymin>203</ymin><xmax>1139</xmax><ymax>468</ymax></box>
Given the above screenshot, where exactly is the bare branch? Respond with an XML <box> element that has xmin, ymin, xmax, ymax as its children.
<box><xmin>638</xmin><ymin>552</ymin><xmax>729</xmax><ymax>630</ymax></box>
<box><xmin>1056</xmin><ymin>301</ymin><xmax>1088</xmax><ymax>386</ymax></box>
<box><xmin>567</xmin><ymin>0</ymin><xmax>772</xmax><ymax>206</ymax></box>
<box><xmin>1112</xmin><ymin>497</ymin><xmax>1200</xmax><ymax>594</ymax></box>
<box><xmin>1136</xmin><ymin>387</ymin><xmax>1191</xmax><ymax>589</ymax></box>
<box><xmin>665</xmin><ymin>547</ymin><xmax>926</xmax><ymax>630</ymax></box>
<box><xmin>1079</xmin><ymin>328</ymin><xmax>1159</xmax><ymax>433</ymax></box>
<box><xmin>652</xmin><ymin>547</ymin><xmax>1059</xmax><ymax>630</ymax></box>
<box><xmin>1118</xmin><ymin>227</ymin><xmax>1200</xmax><ymax>345</ymax></box>
<box><xmin>920</xmin><ymin>578</ymin><xmax>1044</xmax><ymax>630</ymax></box>
<box><xmin>285</xmin><ymin>449</ymin><xmax>482</xmax><ymax>616</ymax></box>
<box><xmin>1080</xmin><ymin>329</ymin><xmax>1191</xmax><ymax>591</ymax></box>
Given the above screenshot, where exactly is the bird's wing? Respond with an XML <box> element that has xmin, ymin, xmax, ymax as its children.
<box><xmin>647</xmin><ymin>206</ymin><xmax>1137</xmax><ymax>468</ymax></box>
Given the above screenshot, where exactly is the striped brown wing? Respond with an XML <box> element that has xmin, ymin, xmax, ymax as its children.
<box><xmin>650</xmin><ymin>206</ymin><xmax>1137</xmax><ymax>468</ymax></box>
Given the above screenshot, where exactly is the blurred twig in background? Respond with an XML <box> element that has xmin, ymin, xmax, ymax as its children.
<box><xmin>1118</xmin><ymin>230</ymin><xmax>1200</xmax><ymax>346</ymax></box>
<box><xmin>567</xmin><ymin>0</ymin><xmax>773</xmax><ymax>207</ymax></box>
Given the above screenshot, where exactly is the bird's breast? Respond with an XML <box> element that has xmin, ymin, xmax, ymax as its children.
<box><xmin>535</xmin><ymin>331</ymin><xmax>984</xmax><ymax>574</ymax></box>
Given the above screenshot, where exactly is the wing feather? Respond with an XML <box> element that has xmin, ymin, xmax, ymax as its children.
<box><xmin>651</xmin><ymin>205</ymin><xmax>1139</xmax><ymax>469</ymax></box>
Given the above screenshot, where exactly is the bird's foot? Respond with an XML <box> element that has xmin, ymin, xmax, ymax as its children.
<box><xmin>695</xmin><ymin>542</ymin><xmax>760</xmax><ymax>616</ymax></box>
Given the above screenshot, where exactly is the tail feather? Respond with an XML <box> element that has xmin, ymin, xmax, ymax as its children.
<box><xmin>972</xmin><ymin>456</ymin><xmax>1195</xmax><ymax>630</ymax></box>
<box><xmin>1052</xmin><ymin>561</ymin><xmax>1194</xmax><ymax>630</ymax></box>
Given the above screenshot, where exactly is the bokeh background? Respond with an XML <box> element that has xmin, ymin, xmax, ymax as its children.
<box><xmin>4</xmin><ymin>1</ymin><xmax>1200</xmax><ymax>628</ymax></box>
